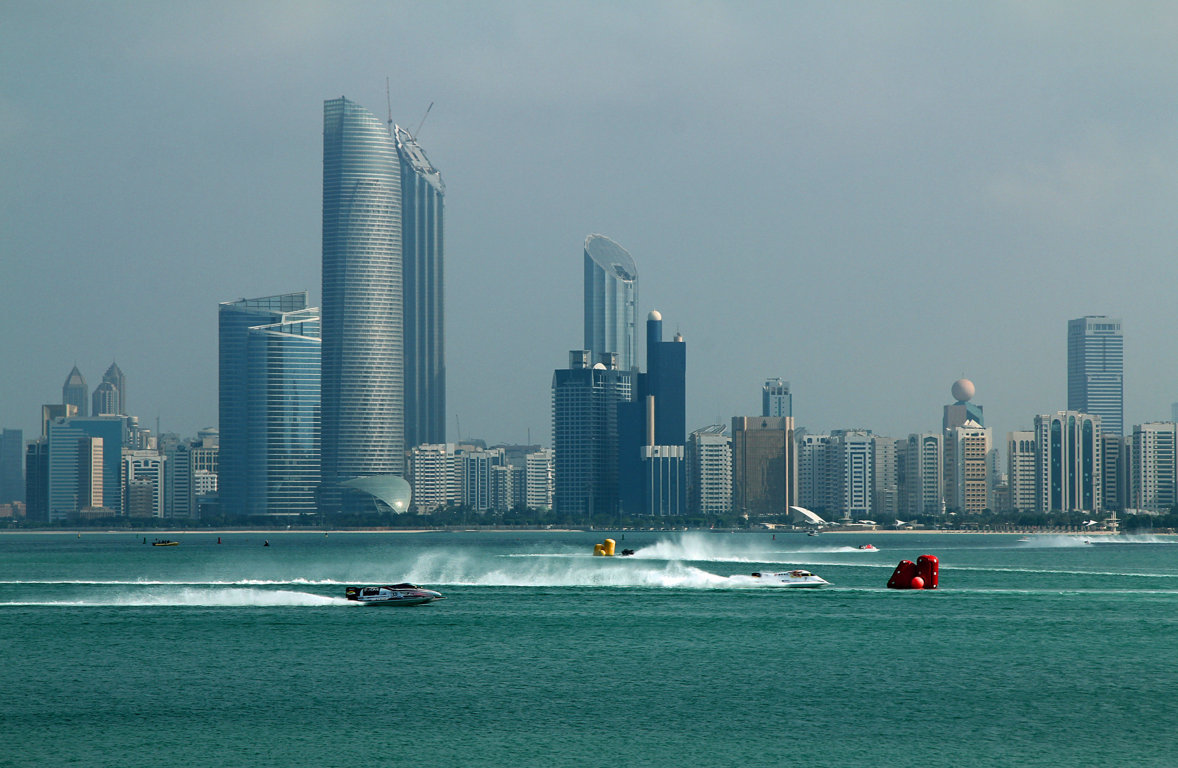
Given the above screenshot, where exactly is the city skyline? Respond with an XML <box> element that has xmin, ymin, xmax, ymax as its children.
<box><xmin>5</xmin><ymin>4</ymin><xmax>1178</xmax><ymax>450</ymax></box>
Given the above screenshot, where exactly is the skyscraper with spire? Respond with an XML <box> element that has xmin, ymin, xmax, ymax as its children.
<box><xmin>62</xmin><ymin>366</ymin><xmax>88</xmax><ymax>417</ymax></box>
<box><xmin>102</xmin><ymin>362</ymin><xmax>126</xmax><ymax>415</ymax></box>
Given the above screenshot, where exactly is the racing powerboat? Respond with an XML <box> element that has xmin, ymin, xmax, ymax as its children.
<box><xmin>345</xmin><ymin>584</ymin><xmax>444</xmax><ymax>606</ymax></box>
<box><xmin>749</xmin><ymin>570</ymin><xmax>830</xmax><ymax>588</ymax></box>
<box><xmin>858</xmin><ymin>544</ymin><xmax>878</xmax><ymax>551</ymax></box>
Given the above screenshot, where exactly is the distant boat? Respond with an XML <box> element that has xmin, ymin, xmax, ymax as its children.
<box><xmin>345</xmin><ymin>584</ymin><xmax>444</xmax><ymax>606</ymax></box>
<box><xmin>151</xmin><ymin>540</ymin><xmax>179</xmax><ymax>547</ymax></box>
<box><xmin>749</xmin><ymin>570</ymin><xmax>830</xmax><ymax>588</ymax></box>
<box><xmin>857</xmin><ymin>544</ymin><xmax>878</xmax><ymax>551</ymax></box>
<box><xmin>807</xmin><ymin>530</ymin><xmax>820</xmax><ymax>537</ymax></box>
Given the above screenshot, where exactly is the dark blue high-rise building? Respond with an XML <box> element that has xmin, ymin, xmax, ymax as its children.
<box><xmin>0</xmin><ymin>428</ymin><xmax>24</xmax><ymax>505</ymax></box>
<box><xmin>219</xmin><ymin>292</ymin><xmax>320</xmax><ymax>517</ymax></box>
<box><xmin>552</xmin><ymin>350</ymin><xmax>633</xmax><ymax>519</ymax></box>
<box><xmin>396</xmin><ymin>125</ymin><xmax>446</xmax><ymax>450</ymax></box>
<box><xmin>618</xmin><ymin>311</ymin><xmax>686</xmax><ymax>515</ymax></box>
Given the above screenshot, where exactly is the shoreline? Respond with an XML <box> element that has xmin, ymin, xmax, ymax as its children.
<box><xmin>0</xmin><ymin>527</ymin><xmax>1163</xmax><ymax>536</ymax></box>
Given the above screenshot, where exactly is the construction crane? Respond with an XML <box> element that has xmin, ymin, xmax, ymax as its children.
<box><xmin>414</xmin><ymin>102</ymin><xmax>433</xmax><ymax>139</ymax></box>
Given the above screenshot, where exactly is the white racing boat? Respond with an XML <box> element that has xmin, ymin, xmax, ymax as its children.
<box><xmin>749</xmin><ymin>570</ymin><xmax>830</xmax><ymax>588</ymax></box>
<box><xmin>345</xmin><ymin>583</ymin><xmax>445</xmax><ymax>606</ymax></box>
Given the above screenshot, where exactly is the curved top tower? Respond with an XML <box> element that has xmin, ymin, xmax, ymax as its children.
<box><xmin>583</xmin><ymin>234</ymin><xmax>638</xmax><ymax>370</ymax></box>
<box><xmin>321</xmin><ymin>96</ymin><xmax>403</xmax><ymax>513</ymax></box>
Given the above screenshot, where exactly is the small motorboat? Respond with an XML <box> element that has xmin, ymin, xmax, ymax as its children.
<box><xmin>151</xmin><ymin>540</ymin><xmax>179</xmax><ymax>547</ymax></box>
<box><xmin>857</xmin><ymin>544</ymin><xmax>878</xmax><ymax>551</ymax></box>
<box><xmin>807</xmin><ymin>530</ymin><xmax>820</xmax><ymax>537</ymax></box>
<box><xmin>749</xmin><ymin>570</ymin><xmax>830</xmax><ymax>588</ymax></box>
<box><xmin>345</xmin><ymin>584</ymin><xmax>444</xmax><ymax>606</ymax></box>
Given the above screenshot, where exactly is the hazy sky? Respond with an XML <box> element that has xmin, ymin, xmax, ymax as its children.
<box><xmin>4</xmin><ymin>2</ymin><xmax>1177</xmax><ymax>449</ymax></box>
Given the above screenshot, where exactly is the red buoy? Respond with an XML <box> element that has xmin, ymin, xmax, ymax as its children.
<box><xmin>887</xmin><ymin>555</ymin><xmax>939</xmax><ymax>589</ymax></box>
<box><xmin>916</xmin><ymin>554</ymin><xmax>939</xmax><ymax>589</ymax></box>
<box><xmin>887</xmin><ymin>560</ymin><xmax>918</xmax><ymax>589</ymax></box>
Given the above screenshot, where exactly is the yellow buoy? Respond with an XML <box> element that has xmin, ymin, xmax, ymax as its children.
<box><xmin>602</xmin><ymin>538</ymin><xmax>616</xmax><ymax>556</ymax></box>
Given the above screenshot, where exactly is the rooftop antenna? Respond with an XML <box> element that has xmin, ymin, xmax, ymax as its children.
<box><xmin>414</xmin><ymin>101</ymin><xmax>433</xmax><ymax>139</ymax></box>
<box><xmin>385</xmin><ymin>77</ymin><xmax>393</xmax><ymax>133</ymax></box>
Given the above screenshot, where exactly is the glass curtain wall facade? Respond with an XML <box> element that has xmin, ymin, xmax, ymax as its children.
<box><xmin>62</xmin><ymin>366</ymin><xmax>88</xmax><ymax>417</ymax></box>
<box><xmin>731</xmin><ymin>417</ymin><xmax>795</xmax><ymax>517</ymax></box>
<box><xmin>552</xmin><ymin>352</ymin><xmax>633</xmax><ymax>519</ymax></box>
<box><xmin>395</xmin><ymin>125</ymin><xmax>446</xmax><ymax>450</ymax></box>
<box><xmin>244</xmin><ymin>311</ymin><xmax>321</xmax><ymax>516</ymax></box>
<box><xmin>322</xmin><ymin>97</ymin><xmax>404</xmax><ymax>514</ymax></box>
<box><xmin>102</xmin><ymin>362</ymin><xmax>126</xmax><ymax>415</ymax></box>
<box><xmin>218</xmin><ymin>292</ymin><xmax>311</xmax><ymax>516</ymax></box>
<box><xmin>46</xmin><ymin>417</ymin><xmax>124</xmax><ymax>520</ymax></box>
<box><xmin>1068</xmin><ymin>316</ymin><xmax>1123</xmax><ymax>436</ymax></box>
<box><xmin>0</xmin><ymin>428</ymin><xmax>24</xmax><ymax>504</ymax></box>
<box><xmin>583</xmin><ymin>235</ymin><xmax>638</xmax><ymax>372</ymax></box>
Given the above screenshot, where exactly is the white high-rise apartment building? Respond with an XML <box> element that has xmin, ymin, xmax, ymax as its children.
<box><xmin>1034</xmin><ymin>411</ymin><xmax>1102</xmax><ymax>513</ymax></box>
<box><xmin>762</xmin><ymin>379</ymin><xmax>792</xmax><ymax>418</ymax></box>
<box><xmin>903</xmin><ymin>433</ymin><xmax>943</xmax><ymax>517</ymax></box>
<box><xmin>408</xmin><ymin>443</ymin><xmax>459</xmax><ymax>513</ymax></box>
<box><xmin>193</xmin><ymin>469</ymin><xmax>218</xmax><ymax>498</ymax></box>
<box><xmin>1131</xmin><ymin>422</ymin><xmax>1177</xmax><ymax>514</ymax></box>
<box><xmin>463</xmin><ymin>449</ymin><xmax>503</xmax><ymax>512</ymax></box>
<box><xmin>124</xmin><ymin>450</ymin><xmax>165</xmax><ymax>518</ymax></box>
<box><xmin>688</xmin><ymin>425</ymin><xmax>731</xmax><ymax>515</ymax></box>
<box><xmin>872</xmin><ymin>436</ymin><xmax>898</xmax><ymax>518</ymax></box>
<box><xmin>796</xmin><ymin>433</ymin><xmax>834</xmax><ymax>516</ymax></box>
<box><xmin>525</xmin><ymin>449</ymin><xmax>554</xmax><ymax>510</ymax></box>
<box><xmin>1007</xmin><ymin>431</ymin><xmax>1037</xmax><ymax>513</ymax></box>
<box><xmin>833</xmin><ymin>429</ymin><xmax>873</xmax><ymax>519</ymax></box>
<box><xmin>946</xmin><ymin>422</ymin><xmax>991</xmax><ymax>515</ymax></box>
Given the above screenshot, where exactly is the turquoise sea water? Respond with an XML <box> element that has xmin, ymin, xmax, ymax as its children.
<box><xmin>2</xmin><ymin>531</ymin><xmax>1177</xmax><ymax>768</ymax></box>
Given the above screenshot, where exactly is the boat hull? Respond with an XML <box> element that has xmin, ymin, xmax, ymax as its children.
<box><xmin>346</xmin><ymin>584</ymin><xmax>444</xmax><ymax>606</ymax></box>
<box><xmin>749</xmin><ymin>570</ymin><xmax>830</xmax><ymax>588</ymax></box>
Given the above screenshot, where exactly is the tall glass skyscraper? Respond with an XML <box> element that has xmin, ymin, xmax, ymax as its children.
<box><xmin>583</xmin><ymin>235</ymin><xmax>638</xmax><ymax>371</ymax></box>
<box><xmin>246</xmin><ymin>310</ymin><xmax>321</xmax><ymax>516</ymax></box>
<box><xmin>101</xmin><ymin>362</ymin><xmax>126</xmax><ymax>416</ymax></box>
<box><xmin>0</xmin><ymin>428</ymin><xmax>25</xmax><ymax>504</ymax></box>
<box><xmin>219</xmin><ymin>292</ymin><xmax>319</xmax><ymax>516</ymax></box>
<box><xmin>62</xmin><ymin>366</ymin><xmax>88</xmax><ymax>417</ymax></box>
<box><xmin>1067</xmin><ymin>316</ymin><xmax>1123</xmax><ymax>436</ymax></box>
<box><xmin>552</xmin><ymin>350</ymin><xmax>633</xmax><ymax>519</ymax></box>
<box><xmin>395</xmin><ymin>125</ymin><xmax>446</xmax><ymax>449</ymax></box>
<box><xmin>321</xmin><ymin>97</ymin><xmax>404</xmax><ymax>514</ymax></box>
